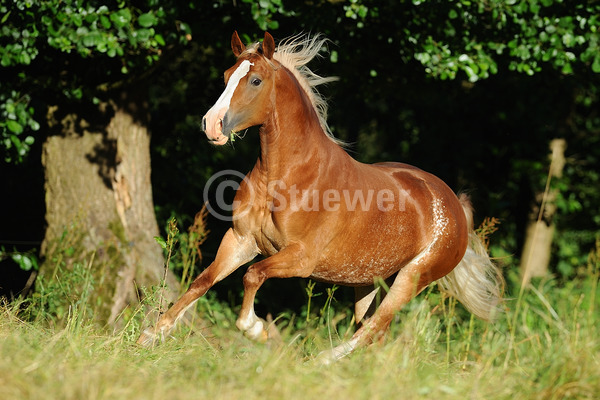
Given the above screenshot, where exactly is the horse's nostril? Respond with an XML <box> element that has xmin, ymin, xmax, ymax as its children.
<box><xmin>202</xmin><ymin>116</ymin><xmax>207</xmax><ymax>132</ymax></box>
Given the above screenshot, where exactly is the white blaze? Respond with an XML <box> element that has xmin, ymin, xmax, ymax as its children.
<box><xmin>204</xmin><ymin>59</ymin><xmax>254</xmax><ymax>143</ymax></box>
<box><xmin>208</xmin><ymin>60</ymin><xmax>254</xmax><ymax>115</ymax></box>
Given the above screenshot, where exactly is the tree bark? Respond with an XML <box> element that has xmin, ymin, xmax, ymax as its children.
<box><xmin>520</xmin><ymin>138</ymin><xmax>567</xmax><ymax>285</ymax></box>
<box><xmin>40</xmin><ymin>92</ymin><xmax>178</xmax><ymax>326</ymax></box>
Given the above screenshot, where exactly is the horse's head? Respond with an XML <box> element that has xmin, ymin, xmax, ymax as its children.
<box><xmin>202</xmin><ymin>31</ymin><xmax>277</xmax><ymax>145</ymax></box>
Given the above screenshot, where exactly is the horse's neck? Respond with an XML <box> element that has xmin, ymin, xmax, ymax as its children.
<box><xmin>256</xmin><ymin>71</ymin><xmax>340</xmax><ymax>182</ymax></box>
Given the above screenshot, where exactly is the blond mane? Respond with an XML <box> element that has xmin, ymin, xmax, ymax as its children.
<box><xmin>246</xmin><ymin>34</ymin><xmax>343</xmax><ymax>146</ymax></box>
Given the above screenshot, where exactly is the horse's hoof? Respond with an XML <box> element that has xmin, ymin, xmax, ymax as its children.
<box><xmin>315</xmin><ymin>338</ymin><xmax>360</xmax><ymax>365</ymax></box>
<box><xmin>244</xmin><ymin>319</ymin><xmax>269</xmax><ymax>343</ymax></box>
<box><xmin>136</xmin><ymin>328</ymin><xmax>160</xmax><ymax>347</ymax></box>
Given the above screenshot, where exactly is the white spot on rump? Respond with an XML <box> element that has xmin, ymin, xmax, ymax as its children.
<box><xmin>431</xmin><ymin>198</ymin><xmax>449</xmax><ymax>237</ymax></box>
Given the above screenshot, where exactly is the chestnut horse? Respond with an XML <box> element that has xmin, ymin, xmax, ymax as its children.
<box><xmin>138</xmin><ymin>32</ymin><xmax>503</xmax><ymax>362</ymax></box>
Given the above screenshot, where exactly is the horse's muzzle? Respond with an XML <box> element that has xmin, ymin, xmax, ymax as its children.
<box><xmin>221</xmin><ymin>113</ymin><xmax>235</xmax><ymax>138</ymax></box>
<box><xmin>202</xmin><ymin>109</ymin><xmax>229</xmax><ymax>145</ymax></box>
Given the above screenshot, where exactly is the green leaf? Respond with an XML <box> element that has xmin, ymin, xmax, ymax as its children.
<box><xmin>154</xmin><ymin>33</ymin><xmax>165</xmax><ymax>46</ymax></box>
<box><xmin>179</xmin><ymin>22</ymin><xmax>191</xmax><ymax>35</ymax></box>
<box><xmin>11</xmin><ymin>253</ymin><xmax>38</xmax><ymax>271</ymax></box>
<box><xmin>85</xmin><ymin>13</ymin><xmax>98</xmax><ymax>24</ymax></box>
<box><xmin>7</xmin><ymin>120</ymin><xmax>23</xmax><ymax>134</ymax></box>
<box><xmin>18</xmin><ymin>51</ymin><xmax>31</xmax><ymax>65</ymax></box>
<box><xmin>100</xmin><ymin>15</ymin><xmax>111</xmax><ymax>29</ymax></box>
<box><xmin>154</xmin><ymin>236</ymin><xmax>167</xmax><ymax>249</ymax></box>
<box><xmin>592</xmin><ymin>54</ymin><xmax>600</xmax><ymax>73</ymax></box>
<box><xmin>71</xmin><ymin>87</ymin><xmax>83</xmax><ymax>99</ymax></box>
<box><xmin>25</xmin><ymin>119</ymin><xmax>40</xmax><ymax>131</ymax></box>
<box><xmin>82</xmin><ymin>31</ymin><xmax>102</xmax><ymax>47</ymax></box>
<box><xmin>1</xmin><ymin>53</ymin><xmax>11</xmax><ymax>67</ymax></box>
<box><xmin>1</xmin><ymin>10</ymin><xmax>10</xmax><ymax>24</ymax></box>
<box><xmin>71</xmin><ymin>13</ymin><xmax>83</xmax><ymax>27</ymax></box>
<box><xmin>110</xmin><ymin>9</ymin><xmax>131</xmax><ymax>28</ymax></box>
<box><xmin>138</xmin><ymin>12</ymin><xmax>156</xmax><ymax>28</ymax></box>
<box><xmin>330</xmin><ymin>50</ymin><xmax>339</xmax><ymax>63</ymax></box>
<box><xmin>41</xmin><ymin>14</ymin><xmax>52</xmax><ymax>26</ymax></box>
<box><xmin>562</xmin><ymin>32</ymin><xmax>575</xmax><ymax>47</ymax></box>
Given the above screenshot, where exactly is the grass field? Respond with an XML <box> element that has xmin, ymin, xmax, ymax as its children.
<box><xmin>1</xmin><ymin>247</ymin><xmax>599</xmax><ymax>400</ymax></box>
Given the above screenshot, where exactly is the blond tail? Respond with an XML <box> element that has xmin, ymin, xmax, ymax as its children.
<box><xmin>437</xmin><ymin>194</ymin><xmax>505</xmax><ymax>321</ymax></box>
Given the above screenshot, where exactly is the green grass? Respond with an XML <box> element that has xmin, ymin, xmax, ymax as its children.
<box><xmin>1</xmin><ymin>248</ymin><xmax>599</xmax><ymax>400</ymax></box>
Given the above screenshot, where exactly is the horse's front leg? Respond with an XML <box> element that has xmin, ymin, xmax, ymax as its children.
<box><xmin>137</xmin><ymin>228</ymin><xmax>257</xmax><ymax>346</ymax></box>
<box><xmin>236</xmin><ymin>243</ymin><xmax>312</xmax><ymax>341</ymax></box>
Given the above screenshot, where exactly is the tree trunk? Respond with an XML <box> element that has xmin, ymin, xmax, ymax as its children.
<box><xmin>40</xmin><ymin>92</ymin><xmax>179</xmax><ymax>326</ymax></box>
<box><xmin>520</xmin><ymin>138</ymin><xmax>567</xmax><ymax>285</ymax></box>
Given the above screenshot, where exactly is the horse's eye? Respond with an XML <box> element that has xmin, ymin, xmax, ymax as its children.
<box><xmin>251</xmin><ymin>78</ymin><xmax>262</xmax><ymax>86</ymax></box>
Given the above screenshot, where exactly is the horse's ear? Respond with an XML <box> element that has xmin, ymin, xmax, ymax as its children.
<box><xmin>262</xmin><ymin>31</ymin><xmax>275</xmax><ymax>59</ymax></box>
<box><xmin>231</xmin><ymin>31</ymin><xmax>246</xmax><ymax>57</ymax></box>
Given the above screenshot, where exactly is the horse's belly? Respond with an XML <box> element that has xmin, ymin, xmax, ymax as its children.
<box><xmin>309</xmin><ymin>250</ymin><xmax>412</xmax><ymax>286</ymax></box>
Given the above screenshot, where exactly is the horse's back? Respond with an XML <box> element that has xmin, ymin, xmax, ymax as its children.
<box><xmin>370</xmin><ymin>161</ymin><xmax>458</xmax><ymax>202</ymax></box>
<box><xmin>372</xmin><ymin>161</ymin><xmax>422</xmax><ymax>170</ymax></box>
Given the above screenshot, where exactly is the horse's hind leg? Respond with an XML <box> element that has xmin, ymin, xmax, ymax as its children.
<box><xmin>354</xmin><ymin>275</ymin><xmax>396</xmax><ymax>325</ymax></box>
<box><xmin>137</xmin><ymin>228</ymin><xmax>257</xmax><ymax>346</ymax></box>
<box><xmin>354</xmin><ymin>285</ymin><xmax>379</xmax><ymax>325</ymax></box>
<box><xmin>318</xmin><ymin>265</ymin><xmax>433</xmax><ymax>364</ymax></box>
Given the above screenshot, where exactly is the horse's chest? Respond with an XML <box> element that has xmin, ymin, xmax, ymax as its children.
<box><xmin>254</xmin><ymin>216</ymin><xmax>285</xmax><ymax>256</ymax></box>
